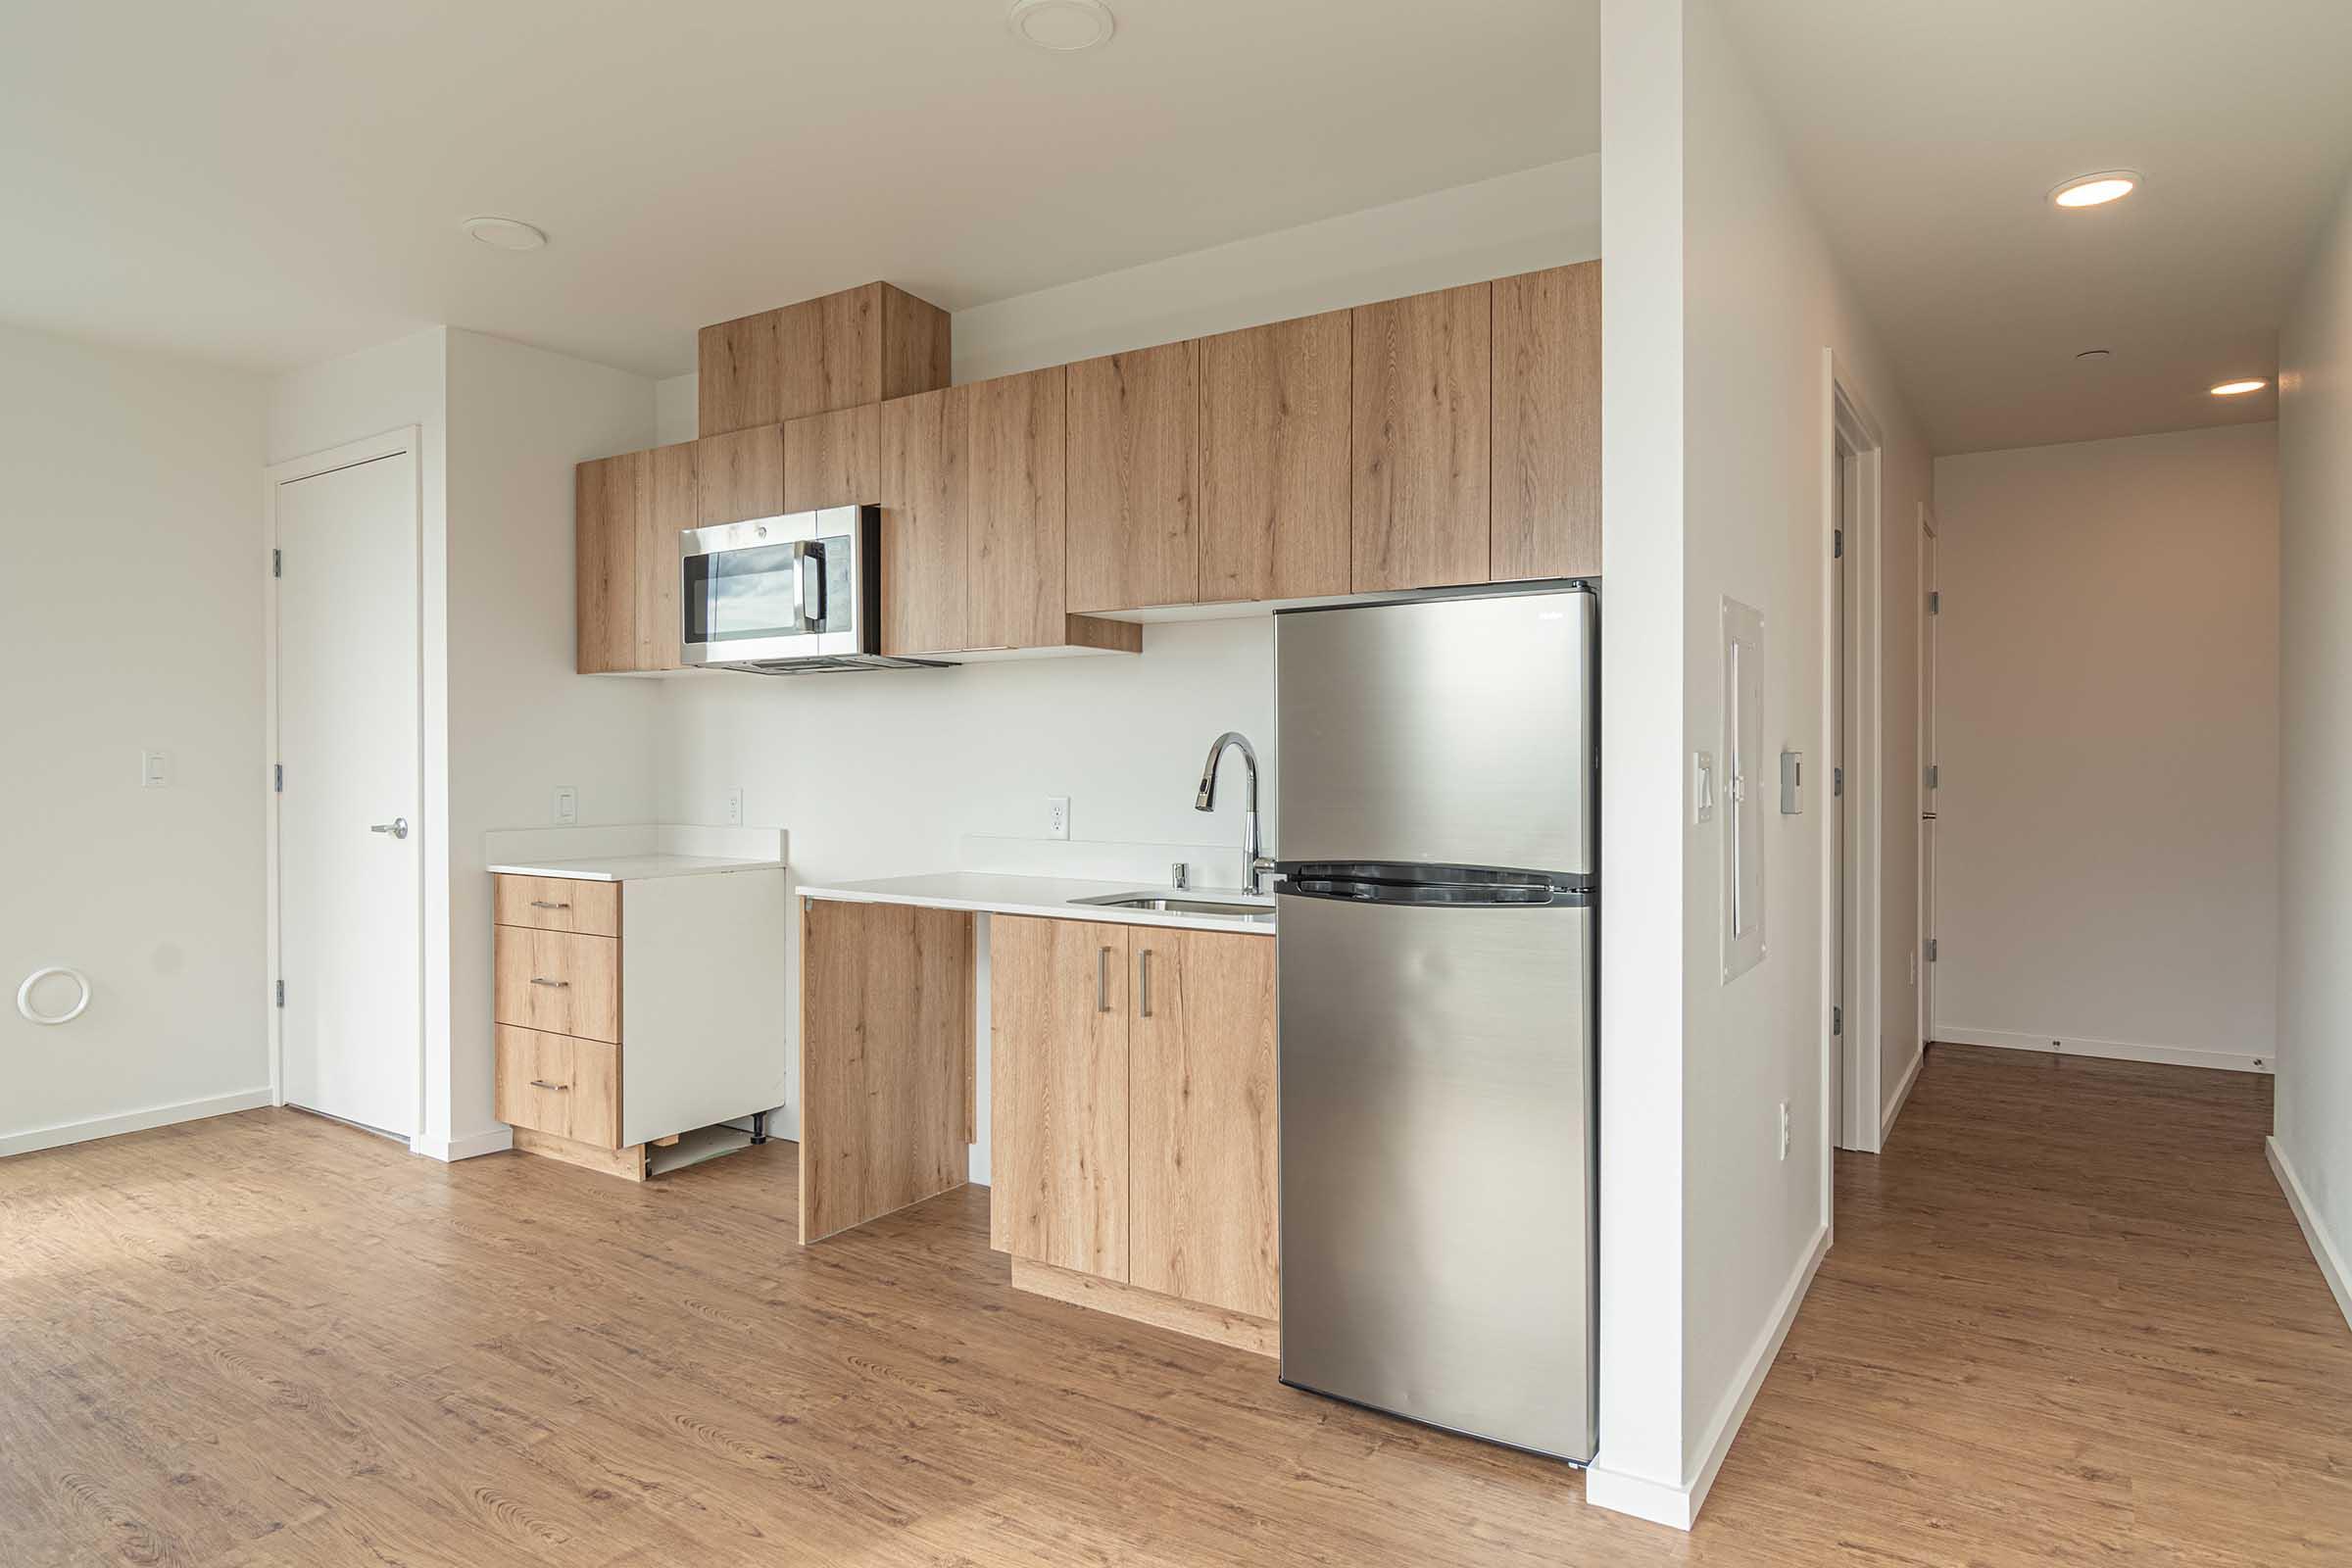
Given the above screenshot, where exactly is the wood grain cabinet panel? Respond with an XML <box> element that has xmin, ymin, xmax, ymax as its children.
<box><xmin>1065</xmin><ymin>341</ymin><xmax>1199</xmax><ymax>612</ymax></box>
<box><xmin>494</xmin><ymin>875</ymin><xmax>619</xmax><ymax>937</ymax></box>
<box><xmin>878</xmin><ymin>387</ymin><xmax>969</xmax><ymax>657</ymax></box>
<box><xmin>696</xmin><ymin>424</ymin><xmax>785</xmax><ymax>524</ymax></box>
<box><xmin>1351</xmin><ymin>282</ymin><xmax>1493</xmax><ymax>592</ymax></box>
<box><xmin>1197</xmin><ymin>312</ymin><xmax>1351</xmax><ymax>603</ymax></box>
<box><xmin>640</xmin><ymin>440</ymin><xmax>696</xmax><ymax>671</ymax></box>
<box><xmin>801</xmin><ymin>900</ymin><xmax>972</xmax><ymax>1244</ymax></box>
<box><xmin>964</xmin><ymin>369</ymin><xmax>1067</xmax><ymax>650</ymax></box>
<box><xmin>1492</xmin><ymin>263</ymin><xmax>1601</xmax><ymax>580</ymax></box>
<box><xmin>575</xmin><ymin>450</ymin><xmax>648</xmax><ymax>674</ymax></box>
<box><xmin>1128</xmin><ymin>931</ymin><xmax>1280</xmax><ymax>1320</ymax></box>
<box><xmin>494</xmin><ymin>927</ymin><xmax>619</xmax><ymax>1044</ymax></box>
<box><xmin>700</xmin><ymin>284</ymin><xmax>950</xmax><ymax>436</ymax></box>
<box><xmin>782</xmin><ymin>404</ymin><xmax>881</xmax><ymax>513</ymax></box>
<box><xmin>991</xmin><ymin>915</ymin><xmax>1130</xmax><ymax>1279</ymax></box>
<box><xmin>696</xmin><ymin>311</ymin><xmax>784</xmax><ymax>438</ymax></box>
<box><xmin>494</xmin><ymin>1025</ymin><xmax>620</xmax><ymax>1149</ymax></box>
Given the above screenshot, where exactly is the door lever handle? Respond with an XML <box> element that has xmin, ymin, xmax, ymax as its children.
<box><xmin>369</xmin><ymin>817</ymin><xmax>410</xmax><ymax>840</ymax></box>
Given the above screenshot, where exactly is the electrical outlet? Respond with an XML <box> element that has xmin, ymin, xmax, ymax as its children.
<box><xmin>1046</xmin><ymin>796</ymin><xmax>1071</xmax><ymax>840</ymax></box>
<box><xmin>553</xmin><ymin>785</ymin><xmax>578</xmax><ymax>825</ymax></box>
<box><xmin>140</xmin><ymin>749</ymin><xmax>172</xmax><ymax>789</ymax></box>
<box><xmin>725</xmin><ymin>786</ymin><xmax>745</xmax><ymax>827</ymax></box>
<box><xmin>1777</xmin><ymin>1101</ymin><xmax>1790</xmax><ymax>1161</ymax></box>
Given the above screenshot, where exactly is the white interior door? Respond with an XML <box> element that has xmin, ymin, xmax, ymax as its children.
<box><xmin>276</xmin><ymin>451</ymin><xmax>421</xmax><ymax>1137</ymax></box>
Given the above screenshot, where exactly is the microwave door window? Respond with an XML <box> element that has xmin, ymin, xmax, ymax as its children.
<box><xmin>692</xmin><ymin>543</ymin><xmax>809</xmax><ymax>643</ymax></box>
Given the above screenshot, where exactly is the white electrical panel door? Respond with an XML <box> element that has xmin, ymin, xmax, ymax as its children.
<box><xmin>1722</xmin><ymin>597</ymin><xmax>1766</xmax><ymax>981</ymax></box>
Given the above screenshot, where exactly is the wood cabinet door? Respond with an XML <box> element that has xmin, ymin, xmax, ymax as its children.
<box><xmin>697</xmin><ymin>310</ymin><xmax>783</xmax><ymax>437</ymax></box>
<box><xmin>783</xmin><ymin>404</ymin><xmax>881</xmax><ymax>513</ymax></box>
<box><xmin>1351</xmin><ymin>281</ymin><xmax>1493</xmax><ymax>592</ymax></box>
<box><xmin>1493</xmin><ymin>263</ymin><xmax>1601</xmax><ymax>580</ymax></box>
<box><xmin>965</xmin><ymin>369</ymin><xmax>1067</xmax><ymax>650</ymax></box>
<box><xmin>991</xmin><ymin>915</ymin><xmax>1129</xmax><ymax>1279</ymax></box>
<box><xmin>1198</xmin><ymin>312</ymin><xmax>1351</xmax><ymax>603</ymax></box>
<box><xmin>1065</xmin><ymin>341</ymin><xmax>1199</xmax><ymax>612</ymax></box>
<box><xmin>1128</xmin><ymin>930</ymin><xmax>1279</xmax><ymax>1319</ymax></box>
<box><xmin>640</xmin><ymin>439</ymin><xmax>698</xmax><ymax>670</ymax></box>
<box><xmin>878</xmin><ymin>387</ymin><xmax>969</xmax><ymax>657</ymax></box>
<box><xmin>695</xmin><ymin>424</ymin><xmax>785</xmax><ymax>525</ymax></box>
<box><xmin>576</xmin><ymin>449</ymin><xmax>648</xmax><ymax>673</ymax></box>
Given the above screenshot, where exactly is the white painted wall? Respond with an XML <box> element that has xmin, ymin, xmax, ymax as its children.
<box><xmin>1934</xmin><ymin>425</ymin><xmax>2280</xmax><ymax>1074</ymax></box>
<box><xmin>2277</xmin><ymin>166</ymin><xmax>2352</xmax><ymax>1325</ymax></box>
<box><xmin>442</xmin><ymin>329</ymin><xmax>660</xmax><ymax>1152</ymax></box>
<box><xmin>0</xmin><ymin>323</ymin><xmax>271</xmax><ymax>1154</ymax></box>
<box><xmin>1588</xmin><ymin>0</ymin><xmax>1935</xmax><ymax>1528</ymax></box>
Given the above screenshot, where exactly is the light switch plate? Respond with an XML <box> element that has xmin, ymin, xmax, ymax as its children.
<box><xmin>553</xmin><ymin>785</ymin><xmax>578</xmax><ymax>825</ymax></box>
<box><xmin>140</xmin><ymin>749</ymin><xmax>172</xmax><ymax>789</ymax></box>
<box><xmin>1046</xmin><ymin>796</ymin><xmax>1071</xmax><ymax>840</ymax></box>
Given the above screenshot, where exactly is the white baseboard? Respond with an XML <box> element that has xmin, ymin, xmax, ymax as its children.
<box><xmin>0</xmin><ymin>1087</ymin><xmax>275</xmax><ymax>1159</ymax></box>
<box><xmin>1880</xmin><ymin>1046</ymin><xmax>1924</xmax><ymax>1145</ymax></box>
<box><xmin>1936</xmin><ymin>1024</ymin><xmax>2271</xmax><ymax>1075</ymax></box>
<box><xmin>411</xmin><ymin>1125</ymin><xmax>515</xmax><ymax>1162</ymax></box>
<box><xmin>1586</xmin><ymin>1223</ymin><xmax>1831</xmax><ymax>1532</ymax></box>
<box><xmin>2269</xmin><ymin>1136</ymin><xmax>2352</xmax><ymax>1334</ymax></box>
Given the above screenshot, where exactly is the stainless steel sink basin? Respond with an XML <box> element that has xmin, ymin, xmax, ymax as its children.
<box><xmin>1070</xmin><ymin>891</ymin><xmax>1274</xmax><ymax>922</ymax></box>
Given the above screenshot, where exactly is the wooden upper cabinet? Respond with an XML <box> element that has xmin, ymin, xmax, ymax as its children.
<box><xmin>964</xmin><ymin>368</ymin><xmax>1067</xmax><ymax>650</ymax></box>
<box><xmin>991</xmin><ymin>915</ymin><xmax>1130</xmax><ymax>1280</ymax></box>
<box><xmin>1493</xmin><ymin>263</ymin><xmax>1601</xmax><ymax>580</ymax></box>
<box><xmin>576</xmin><ymin>449</ymin><xmax>647</xmax><ymax>674</ymax></box>
<box><xmin>1065</xmin><ymin>341</ymin><xmax>1199</xmax><ymax>612</ymax></box>
<box><xmin>878</xmin><ymin>387</ymin><xmax>968</xmax><ymax>657</ymax></box>
<box><xmin>1198</xmin><ymin>312</ymin><xmax>1351</xmax><ymax>604</ymax></box>
<box><xmin>783</xmin><ymin>404</ymin><xmax>881</xmax><ymax>512</ymax></box>
<box><xmin>699</xmin><ymin>283</ymin><xmax>951</xmax><ymax>436</ymax></box>
<box><xmin>696</xmin><ymin>424</ymin><xmax>784</xmax><ymax>524</ymax></box>
<box><xmin>1351</xmin><ymin>281</ymin><xmax>1493</xmax><ymax>593</ymax></box>
<box><xmin>641</xmin><ymin>440</ymin><xmax>697</xmax><ymax>671</ymax></box>
<box><xmin>1127</xmin><ymin>929</ymin><xmax>1279</xmax><ymax>1320</ymax></box>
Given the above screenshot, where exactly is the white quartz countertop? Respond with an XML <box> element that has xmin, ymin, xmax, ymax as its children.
<box><xmin>487</xmin><ymin>854</ymin><xmax>784</xmax><ymax>883</ymax></box>
<box><xmin>800</xmin><ymin>872</ymin><xmax>1275</xmax><ymax>935</ymax></box>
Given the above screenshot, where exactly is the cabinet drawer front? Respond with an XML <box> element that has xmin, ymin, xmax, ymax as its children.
<box><xmin>494</xmin><ymin>875</ymin><xmax>619</xmax><ymax>936</ymax></box>
<box><xmin>495</xmin><ymin>927</ymin><xmax>619</xmax><ymax>1042</ymax></box>
<box><xmin>494</xmin><ymin>1025</ymin><xmax>620</xmax><ymax>1148</ymax></box>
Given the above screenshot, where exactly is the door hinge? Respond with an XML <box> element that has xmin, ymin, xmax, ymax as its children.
<box><xmin>1927</xmin><ymin>763</ymin><xmax>1940</xmax><ymax>791</ymax></box>
<box><xmin>1928</xmin><ymin>589</ymin><xmax>1940</xmax><ymax>614</ymax></box>
<box><xmin>273</xmin><ymin>762</ymin><xmax>283</xmax><ymax>793</ymax></box>
<box><xmin>275</xmin><ymin>979</ymin><xmax>285</xmax><ymax>1007</ymax></box>
<box><xmin>1926</xmin><ymin>938</ymin><xmax>1939</xmax><ymax>963</ymax></box>
<box><xmin>272</xmin><ymin>548</ymin><xmax>282</xmax><ymax>578</ymax></box>
<box><xmin>1834</xmin><ymin>528</ymin><xmax>1845</xmax><ymax>560</ymax></box>
<box><xmin>1833</xmin><ymin>1004</ymin><xmax>1844</xmax><ymax>1036</ymax></box>
<box><xmin>1834</xmin><ymin>765</ymin><xmax>1845</xmax><ymax>798</ymax></box>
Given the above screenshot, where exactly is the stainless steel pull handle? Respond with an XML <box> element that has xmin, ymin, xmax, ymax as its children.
<box><xmin>528</xmin><ymin>977</ymin><xmax>569</xmax><ymax>989</ymax></box>
<box><xmin>369</xmin><ymin>817</ymin><xmax>410</xmax><ymax>840</ymax></box>
<box><xmin>528</xmin><ymin>900</ymin><xmax>570</xmax><ymax>910</ymax></box>
<box><xmin>528</xmin><ymin>1079</ymin><xmax>570</xmax><ymax>1092</ymax></box>
<box><xmin>1139</xmin><ymin>949</ymin><xmax>1153</xmax><ymax>1018</ymax></box>
<box><xmin>1097</xmin><ymin>946</ymin><xmax>1112</xmax><ymax>1013</ymax></box>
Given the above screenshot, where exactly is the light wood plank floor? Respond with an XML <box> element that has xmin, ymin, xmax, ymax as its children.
<box><xmin>4</xmin><ymin>1044</ymin><xmax>2345</xmax><ymax>1565</ymax></box>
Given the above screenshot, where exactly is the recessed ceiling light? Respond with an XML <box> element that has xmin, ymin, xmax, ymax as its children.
<box><xmin>460</xmin><ymin>216</ymin><xmax>547</xmax><ymax>252</ymax></box>
<box><xmin>1008</xmin><ymin>0</ymin><xmax>1115</xmax><ymax>51</ymax></box>
<box><xmin>2210</xmin><ymin>378</ymin><xmax>2268</xmax><ymax>397</ymax></box>
<box><xmin>2050</xmin><ymin>172</ymin><xmax>2139</xmax><ymax>209</ymax></box>
<box><xmin>2075</xmin><ymin>348</ymin><xmax>2112</xmax><ymax>361</ymax></box>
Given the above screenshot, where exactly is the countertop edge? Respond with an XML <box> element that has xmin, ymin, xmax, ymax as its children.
<box><xmin>487</xmin><ymin>858</ymin><xmax>786</xmax><ymax>883</ymax></box>
<box><xmin>800</xmin><ymin>881</ymin><xmax>1275</xmax><ymax>937</ymax></box>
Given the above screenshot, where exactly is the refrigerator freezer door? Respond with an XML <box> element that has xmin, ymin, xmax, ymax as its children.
<box><xmin>1276</xmin><ymin>588</ymin><xmax>1595</xmax><ymax>877</ymax></box>
<box><xmin>1277</xmin><ymin>889</ymin><xmax>1595</xmax><ymax>1461</ymax></box>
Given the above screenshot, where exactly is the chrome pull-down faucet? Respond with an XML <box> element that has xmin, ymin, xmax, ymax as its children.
<box><xmin>1195</xmin><ymin>731</ymin><xmax>1274</xmax><ymax>896</ymax></box>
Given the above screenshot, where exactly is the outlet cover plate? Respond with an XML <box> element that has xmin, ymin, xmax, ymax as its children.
<box><xmin>1046</xmin><ymin>796</ymin><xmax>1071</xmax><ymax>840</ymax></box>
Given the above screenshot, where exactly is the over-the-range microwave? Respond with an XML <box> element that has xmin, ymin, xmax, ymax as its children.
<box><xmin>679</xmin><ymin>506</ymin><xmax>953</xmax><ymax>673</ymax></box>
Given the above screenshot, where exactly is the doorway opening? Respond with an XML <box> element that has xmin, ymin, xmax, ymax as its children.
<box><xmin>1826</xmin><ymin>356</ymin><xmax>1886</xmax><ymax>1155</ymax></box>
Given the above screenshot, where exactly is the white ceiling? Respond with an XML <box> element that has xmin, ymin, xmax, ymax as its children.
<box><xmin>1719</xmin><ymin>0</ymin><xmax>2352</xmax><ymax>454</ymax></box>
<box><xmin>0</xmin><ymin>1</ymin><xmax>1597</xmax><ymax>378</ymax></box>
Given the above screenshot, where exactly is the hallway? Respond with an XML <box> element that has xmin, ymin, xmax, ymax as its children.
<box><xmin>1</xmin><ymin>1046</ymin><xmax>2343</xmax><ymax>1565</ymax></box>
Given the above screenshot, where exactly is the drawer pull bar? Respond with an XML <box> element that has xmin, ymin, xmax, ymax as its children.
<box><xmin>528</xmin><ymin>1079</ymin><xmax>571</xmax><ymax>1093</ymax></box>
<box><xmin>528</xmin><ymin>900</ymin><xmax>571</xmax><ymax>910</ymax></box>
<box><xmin>1139</xmin><ymin>948</ymin><xmax>1153</xmax><ymax>1017</ymax></box>
<box><xmin>1097</xmin><ymin>946</ymin><xmax>1112</xmax><ymax>1013</ymax></box>
<box><xmin>528</xmin><ymin>977</ymin><xmax>570</xmax><ymax>989</ymax></box>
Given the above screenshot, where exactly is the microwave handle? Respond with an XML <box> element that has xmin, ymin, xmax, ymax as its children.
<box><xmin>789</xmin><ymin>541</ymin><xmax>824</xmax><ymax>631</ymax></box>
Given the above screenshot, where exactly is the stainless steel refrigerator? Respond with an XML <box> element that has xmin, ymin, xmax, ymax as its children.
<box><xmin>1274</xmin><ymin>583</ymin><xmax>1597</xmax><ymax>1463</ymax></box>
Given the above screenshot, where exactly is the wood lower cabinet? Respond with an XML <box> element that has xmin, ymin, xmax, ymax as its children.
<box><xmin>494</xmin><ymin>926</ymin><xmax>618</xmax><ymax>1043</ymax></box>
<box><xmin>1492</xmin><ymin>263</ymin><xmax>1601</xmax><ymax>580</ymax></box>
<box><xmin>1197</xmin><ymin>312</ymin><xmax>1352</xmax><ymax>604</ymax></box>
<box><xmin>1065</xmin><ymin>341</ymin><xmax>1199</xmax><ymax>612</ymax></box>
<box><xmin>494</xmin><ymin>1025</ymin><xmax>620</xmax><ymax>1148</ymax></box>
<box><xmin>1350</xmin><ymin>281</ymin><xmax>1494</xmax><ymax>593</ymax></box>
<box><xmin>990</xmin><ymin>914</ymin><xmax>1278</xmax><ymax>1349</ymax></box>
